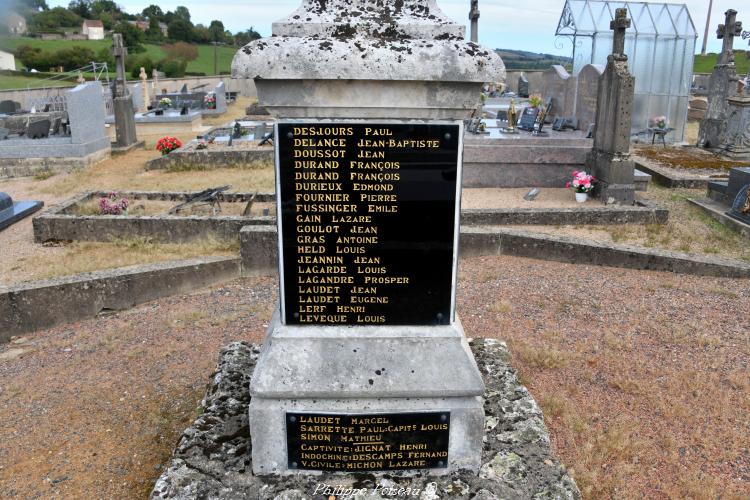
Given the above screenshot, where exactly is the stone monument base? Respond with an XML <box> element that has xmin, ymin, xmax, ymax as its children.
<box><xmin>718</xmin><ymin>95</ymin><xmax>750</xmax><ymax>161</ymax></box>
<box><xmin>248</xmin><ymin>311</ymin><xmax>485</xmax><ymax>476</ymax></box>
<box><xmin>151</xmin><ymin>340</ymin><xmax>581</xmax><ymax>499</ymax></box>
<box><xmin>113</xmin><ymin>96</ymin><xmax>138</xmax><ymax>148</ymax></box>
<box><xmin>588</xmin><ymin>150</ymin><xmax>635</xmax><ymax>205</ymax></box>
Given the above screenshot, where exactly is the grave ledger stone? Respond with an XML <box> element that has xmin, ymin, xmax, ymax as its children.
<box><xmin>233</xmin><ymin>0</ymin><xmax>504</xmax><ymax>476</ymax></box>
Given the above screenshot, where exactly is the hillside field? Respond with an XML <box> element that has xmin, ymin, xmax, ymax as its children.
<box><xmin>694</xmin><ymin>51</ymin><xmax>749</xmax><ymax>74</ymax></box>
<box><xmin>0</xmin><ymin>37</ymin><xmax>238</xmax><ymax>76</ymax></box>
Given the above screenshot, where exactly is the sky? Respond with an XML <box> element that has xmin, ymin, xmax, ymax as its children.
<box><xmin>43</xmin><ymin>0</ymin><xmax>749</xmax><ymax>56</ymax></box>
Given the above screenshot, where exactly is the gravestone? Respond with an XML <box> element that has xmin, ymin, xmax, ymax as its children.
<box><xmin>699</xmin><ymin>9</ymin><xmax>743</xmax><ymax>149</ymax></box>
<box><xmin>719</xmin><ymin>74</ymin><xmax>750</xmax><ymax>160</ymax></box>
<box><xmin>541</xmin><ymin>65</ymin><xmax>575</xmax><ymax>119</ymax></box>
<box><xmin>518</xmin><ymin>106</ymin><xmax>539</xmax><ymax>131</ymax></box>
<box><xmin>727</xmin><ymin>184</ymin><xmax>750</xmax><ymax>224</ymax></box>
<box><xmin>726</xmin><ymin>167</ymin><xmax>750</xmax><ymax>203</ymax></box>
<box><xmin>233</xmin><ymin>0</ymin><xmax>504</xmax><ymax>475</ymax></box>
<box><xmin>586</xmin><ymin>8</ymin><xmax>635</xmax><ymax>205</ymax></box>
<box><xmin>0</xmin><ymin>100</ymin><xmax>17</xmax><ymax>114</ymax></box>
<box><xmin>518</xmin><ymin>74</ymin><xmax>529</xmax><ymax>98</ymax></box>
<box><xmin>111</xmin><ymin>34</ymin><xmax>138</xmax><ymax>148</ymax></box>
<box><xmin>66</xmin><ymin>82</ymin><xmax>108</xmax><ymax>147</ymax></box>
<box><xmin>26</xmin><ymin>119</ymin><xmax>50</xmax><ymax>139</ymax></box>
<box><xmin>575</xmin><ymin>64</ymin><xmax>605</xmax><ymax>130</ymax></box>
<box><xmin>0</xmin><ymin>192</ymin><xmax>43</xmax><ymax>231</ymax></box>
<box><xmin>214</xmin><ymin>81</ymin><xmax>227</xmax><ymax>113</ymax></box>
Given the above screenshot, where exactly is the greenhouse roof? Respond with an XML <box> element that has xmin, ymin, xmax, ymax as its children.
<box><xmin>556</xmin><ymin>0</ymin><xmax>697</xmax><ymax>38</ymax></box>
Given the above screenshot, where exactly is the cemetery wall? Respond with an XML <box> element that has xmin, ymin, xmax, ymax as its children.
<box><xmin>0</xmin><ymin>76</ymin><xmax>256</xmax><ymax>107</ymax></box>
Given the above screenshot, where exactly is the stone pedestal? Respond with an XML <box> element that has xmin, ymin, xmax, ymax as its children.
<box><xmin>698</xmin><ymin>65</ymin><xmax>738</xmax><ymax>148</ymax></box>
<box><xmin>234</xmin><ymin>0</ymin><xmax>504</xmax><ymax>478</ymax></box>
<box><xmin>249</xmin><ymin>312</ymin><xmax>485</xmax><ymax>475</ymax></box>
<box><xmin>113</xmin><ymin>96</ymin><xmax>137</xmax><ymax>148</ymax></box>
<box><xmin>698</xmin><ymin>9</ymin><xmax>742</xmax><ymax>149</ymax></box>
<box><xmin>586</xmin><ymin>9</ymin><xmax>636</xmax><ymax>206</ymax></box>
<box><xmin>719</xmin><ymin>95</ymin><xmax>750</xmax><ymax>160</ymax></box>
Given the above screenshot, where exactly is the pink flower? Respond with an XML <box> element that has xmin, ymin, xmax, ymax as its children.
<box><xmin>565</xmin><ymin>182</ymin><xmax>571</xmax><ymax>188</ymax></box>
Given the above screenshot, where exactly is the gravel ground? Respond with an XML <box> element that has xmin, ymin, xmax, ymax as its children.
<box><xmin>0</xmin><ymin>256</ymin><xmax>748</xmax><ymax>499</ymax></box>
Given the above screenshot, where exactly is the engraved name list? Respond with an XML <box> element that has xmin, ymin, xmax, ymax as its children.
<box><xmin>277</xmin><ymin>122</ymin><xmax>461</xmax><ymax>326</ymax></box>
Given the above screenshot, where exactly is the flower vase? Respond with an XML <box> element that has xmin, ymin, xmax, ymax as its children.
<box><xmin>575</xmin><ymin>192</ymin><xmax>588</xmax><ymax>203</ymax></box>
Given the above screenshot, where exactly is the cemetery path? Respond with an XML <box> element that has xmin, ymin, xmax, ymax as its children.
<box><xmin>0</xmin><ymin>257</ymin><xmax>748</xmax><ymax>499</ymax></box>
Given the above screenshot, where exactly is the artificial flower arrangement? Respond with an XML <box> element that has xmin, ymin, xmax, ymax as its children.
<box><xmin>566</xmin><ymin>170</ymin><xmax>596</xmax><ymax>193</ymax></box>
<box><xmin>159</xmin><ymin>97</ymin><xmax>172</xmax><ymax>108</ymax></box>
<box><xmin>650</xmin><ymin>115</ymin><xmax>667</xmax><ymax>129</ymax></box>
<box><xmin>528</xmin><ymin>94</ymin><xmax>543</xmax><ymax>108</ymax></box>
<box><xmin>99</xmin><ymin>192</ymin><xmax>129</xmax><ymax>215</ymax></box>
<box><xmin>196</xmin><ymin>139</ymin><xmax>208</xmax><ymax>150</ymax></box>
<box><xmin>204</xmin><ymin>93</ymin><xmax>217</xmax><ymax>109</ymax></box>
<box><xmin>156</xmin><ymin>136</ymin><xmax>182</xmax><ymax>155</ymax></box>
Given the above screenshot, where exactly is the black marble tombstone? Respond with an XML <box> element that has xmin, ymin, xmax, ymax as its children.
<box><xmin>726</xmin><ymin>185</ymin><xmax>750</xmax><ymax>225</ymax></box>
<box><xmin>0</xmin><ymin>192</ymin><xmax>44</xmax><ymax>231</ymax></box>
<box><xmin>0</xmin><ymin>100</ymin><xmax>17</xmax><ymax>114</ymax></box>
<box><xmin>0</xmin><ymin>127</ymin><xmax>8</xmax><ymax>140</ymax></box>
<box><xmin>518</xmin><ymin>74</ymin><xmax>530</xmax><ymax>98</ymax></box>
<box><xmin>180</xmin><ymin>84</ymin><xmax>188</xmax><ymax>93</ymax></box>
<box><xmin>518</xmin><ymin>107</ymin><xmax>539</xmax><ymax>131</ymax></box>
<box><xmin>26</xmin><ymin>119</ymin><xmax>51</xmax><ymax>139</ymax></box>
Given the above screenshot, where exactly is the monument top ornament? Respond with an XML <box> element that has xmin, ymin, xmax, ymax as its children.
<box><xmin>232</xmin><ymin>0</ymin><xmax>503</xmax><ymax>85</ymax></box>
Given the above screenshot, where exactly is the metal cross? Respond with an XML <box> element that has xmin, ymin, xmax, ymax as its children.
<box><xmin>610</xmin><ymin>8</ymin><xmax>630</xmax><ymax>56</ymax></box>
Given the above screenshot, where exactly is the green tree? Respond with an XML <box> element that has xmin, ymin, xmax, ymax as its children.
<box><xmin>90</xmin><ymin>0</ymin><xmax>121</xmax><ymax>18</ymax></box>
<box><xmin>233</xmin><ymin>27</ymin><xmax>261</xmax><ymax>47</ymax></box>
<box><xmin>67</xmin><ymin>0</ymin><xmax>91</xmax><ymax>18</ymax></box>
<box><xmin>167</xmin><ymin>17</ymin><xmax>194</xmax><ymax>42</ymax></box>
<box><xmin>30</xmin><ymin>6</ymin><xmax>81</xmax><ymax>30</ymax></box>
<box><xmin>141</xmin><ymin>4</ymin><xmax>163</xmax><ymax>21</ymax></box>
<box><xmin>145</xmin><ymin>16</ymin><xmax>163</xmax><ymax>42</ymax></box>
<box><xmin>113</xmin><ymin>20</ymin><xmax>145</xmax><ymax>53</ymax></box>
<box><xmin>192</xmin><ymin>24</ymin><xmax>211</xmax><ymax>44</ymax></box>
<box><xmin>174</xmin><ymin>6</ymin><xmax>190</xmax><ymax>23</ymax></box>
<box><xmin>208</xmin><ymin>20</ymin><xmax>225</xmax><ymax>43</ymax></box>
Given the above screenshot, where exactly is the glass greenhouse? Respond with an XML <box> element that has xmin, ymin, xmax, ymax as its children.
<box><xmin>556</xmin><ymin>0</ymin><xmax>698</xmax><ymax>142</ymax></box>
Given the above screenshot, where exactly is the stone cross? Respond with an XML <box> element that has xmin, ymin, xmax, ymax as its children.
<box><xmin>610</xmin><ymin>8</ymin><xmax>630</xmax><ymax>57</ymax></box>
<box><xmin>76</xmin><ymin>71</ymin><xmax>85</xmax><ymax>84</ymax></box>
<box><xmin>717</xmin><ymin>10</ymin><xmax>742</xmax><ymax>65</ymax></box>
<box><xmin>152</xmin><ymin>68</ymin><xmax>159</xmax><ymax>90</ymax></box>
<box><xmin>469</xmin><ymin>0</ymin><xmax>479</xmax><ymax>43</ymax></box>
<box><xmin>111</xmin><ymin>33</ymin><xmax>128</xmax><ymax>98</ymax></box>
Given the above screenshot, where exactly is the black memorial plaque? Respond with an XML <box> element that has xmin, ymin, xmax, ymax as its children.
<box><xmin>276</xmin><ymin>122</ymin><xmax>461</xmax><ymax>326</ymax></box>
<box><xmin>518</xmin><ymin>107</ymin><xmax>539</xmax><ymax>131</ymax></box>
<box><xmin>286</xmin><ymin>411</ymin><xmax>450</xmax><ymax>472</ymax></box>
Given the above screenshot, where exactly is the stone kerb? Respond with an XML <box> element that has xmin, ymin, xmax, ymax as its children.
<box><xmin>575</xmin><ymin>64</ymin><xmax>605</xmax><ymax>130</ymax></box>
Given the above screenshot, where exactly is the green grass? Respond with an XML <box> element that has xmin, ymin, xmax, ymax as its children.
<box><xmin>694</xmin><ymin>51</ymin><xmax>749</xmax><ymax>73</ymax></box>
<box><xmin>0</xmin><ymin>74</ymin><xmax>75</xmax><ymax>89</ymax></box>
<box><xmin>0</xmin><ymin>37</ymin><xmax>237</xmax><ymax>78</ymax></box>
